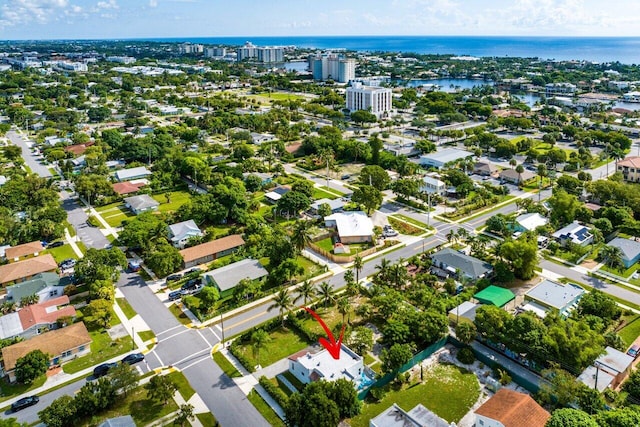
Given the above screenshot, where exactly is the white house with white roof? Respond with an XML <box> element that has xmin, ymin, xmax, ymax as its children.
<box><xmin>514</xmin><ymin>213</ymin><xmax>548</xmax><ymax>232</ymax></box>
<box><xmin>115</xmin><ymin>166</ymin><xmax>152</xmax><ymax>182</ymax></box>
<box><xmin>419</xmin><ymin>176</ymin><xmax>446</xmax><ymax>195</ymax></box>
<box><xmin>324</xmin><ymin>211</ymin><xmax>374</xmax><ymax>244</ymax></box>
<box><xmin>168</xmin><ymin>220</ymin><xmax>203</xmax><ymax>248</ymax></box>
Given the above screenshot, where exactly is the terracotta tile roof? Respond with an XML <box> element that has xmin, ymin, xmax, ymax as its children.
<box><xmin>1</xmin><ymin>322</ymin><xmax>91</xmax><ymax>371</ymax></box>
<box><xmin>5</xmin><ymin>241</ymin><xmax>44</xmax><ymax>260</ymax></box>
<box><xmin>179</xmin><ymin>235</ymin><xmax>245</xmax><ymax>263</ymax></box>
<box><xmin>64</xmin><ymin>141</ymin><xmax>94</xmax><ymax>156</ymax></box>
<box><xmin>0</xmin><ymin>254</ymin><xmax>58</xmax><ymax>285</ymax></box>
<box><xmin>288</xmin><ymin>349</ymin><xmax>310</xmax><ymax>361</ymax></box>
<box><xmin>112</xmin><ymin>181</ymin><xmax>144</xmax><ymax>195</ymax></box>
<box><xmin>618</xmin><ymin>156</ymin><xmax>640</xmax><ymax>169</ymax></box>
<box><xmin>18</xmin><ymin>295</ymin><xmax>76</xmax><ymax>329</ymax></box>
<box><xmin>475</xmin><ymin>389</ymin><xmax>550</xmax><ymax>427</ymax></box>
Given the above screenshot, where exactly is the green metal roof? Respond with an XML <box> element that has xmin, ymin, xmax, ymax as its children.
<box><xmin>474</xmin><ymin>285</ymin><xmax>515</xmax><ymax>307</ymax></box>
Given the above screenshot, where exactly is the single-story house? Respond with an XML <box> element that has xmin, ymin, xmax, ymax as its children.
<box><xmin>250</xmin><ymin>132</ymin><xmax>277</xmax><ymax>145</ymax></box>
<box><xmin>419</xmin><ymin>148</ymin><xmax>473</xmax><ymax>170</ymax></box>
<box><xmin>265</xmin><ymin>186</ymin><xmax>290</xmax><ymax>203</ymax></box>
<box><xmin>324</xmin><ymin>211</ymin><xmax>374</xmax><ymax>244</ymax></box>
<box><xmin>115</xmin><ymin>166</ymin><xmax>152</xmax><ymax>182</ymax></box>
<box><xmin>473</xmin><ymin>161</ymin><xmax>498</xmax><ymax>176</ymax></box>
<box><xmin>474</xmin><ymin>286</ymin><xmax>516</xmax><ymax>308</ymax></box>
<box><xmin>64</xmin><ymin>142</ymin><xmax>94</xmax><ymax>156</ymax></box>
<box><xmin>71</xmin><ymin>155</ymin><xmax>86</xmax><ymax>169</ymax></box>
<box><xmin>606</xmin><ymin>237</ymin><xmax>640</xmax><ymax>269</ymax></box>
<box><xmin>168</xmin><ymin>220</ymin><xmax>204</xmax><ymax>249</ymax></box>
<box><xmin>552</xmin><ymin>221</ymin><xmax>593</xmax><ymax>247</ymax></box>
<box><xmin>430</xmin><ymin>248</ymin><xmax>493</xmax><ymax>281</ymax></box>
<box><xmin>474</xmin><ymin>388</ymin><xmax>550</xmax><ymax>427</ymax></box>
<box><xmin>499</xmin><ymin>168</ymin><xmax>536</xmax><ymax>184</ymax></box>
<box><xmin>203</xmin><ymin>259</ymin><xmax>269</xmax><ymax>298</ymax></box>
<box><xmin>578</xmin><ymin>365</ymin><xmax>617</xmax><ymax>392</ymax></box>
<box><xmin>0</xmin><ymin>254</ymin><xmax>58</xmax><ymax>287</ymax></box>
<box><xmin>522</xmin><ymin>279</ymin><xmax>584</xmax><ymax>318</ymax></box>
<box><xmin>5</xmin><ymin>272</ymin><xmax>63</xmax><ymax>304</ymax></box>
<box><xmin>0</xmin><ymin>295</ymin><xmax>76</xmax><ymax>340</ymax></box>
<box><xmin>419</xmin><ymin>176</ymin><xmax>446</xmax><ymax>195</ymax></box>
<box><xmin>98</xmin><ymin>416</ymin><xmax>136</xmax><ymax>427</ymax></box>
<box><xmin>448</xmin><ymin>301</ymin><xmax>480</xmax><ymax>324</ymax></box>
<box><xmin>1</xmin><ymin>322</ymin><xmax>92</xmax><ymax>382</ymax></box>
<box><xmin>370</xmin><ymin>403</ymin><xmax>450</xmax><ymax>427</ymax></box>
<box><xmin>288</xmin><ymin>344</ymin><xmax>374</xmax><ymax>389</ymax></box>
<box><xmin>310</xmin><ymin>198</ymin><xmax>345</xmax><ymax>215</ymax></box>
<box><xmin>513</xmin><ymin>213</ymin><xmax>548</xmax><ymax>233</ymax></box>
<box><xmin>5</xmin><ymin>241</ymin><xmax>44</xmax><ymax>263</ymax></box>
<box><xmin>123</xmin><ymin>194</ymin><xmax>160</xmax><ymax>215</ymax></box>
<box><xmin>112</xmin><ymin>181</ymin><xmax>144</xmax><ymax>196</ymax></box>
<box><xmin>179</xmin><ymin>234</ymin><xmax>245</xmax><ymax>269</ymax></box>
<box><xmin>243</xmin><ymin>172</ymin><xmax>272</xmax><ymax>186</ymax></box>
<box><xmin>581</xmin><ymin>346</ymin><xmax>634</xmax><ymax>390</ymax></box>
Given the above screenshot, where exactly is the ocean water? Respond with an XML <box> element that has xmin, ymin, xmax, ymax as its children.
<box><xmin>139</xmin><ymin>35</ymin><xmax>640</xmax><ymax>64</ymax></box>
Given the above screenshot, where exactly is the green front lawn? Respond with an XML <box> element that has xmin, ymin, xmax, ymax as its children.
<box><xmin>349</xmin><ymin>364</ymin><xmax>480</xmax><ymax>427</ymax></box>
<box><xmin>169</xmin><ymin>303</ymin><xmax>192</xmax><ymax>326</ymax></box>
<box><xmin>97</xmin><ymin>204</ymin><xmax>134</xmax><ymax>228</ymax></box>
<box><xmin>166</xmin><ymin>371</ymin><xmax>196</xmax><ymax>400</ymax></box>
<box><xmin>63</xmin><ymin>329</ymin><xmax>133</xmax><ymax>374</ymax></box>
<box><xmin>600</xmin><ymin>263</ymin><xmax>638</xmax><ymax>279</ymax></box>
<box><xmin>232</xmin><ymin>327</ymin><xmax>311</xmax><ymax>369</ymax></box>
<box><xmin>388</xmin><ymin>217</ymin><xmax>423</xmax><ymax>236</ymax></box>
<box><xmin>0</xmin><ymin>375</ymin><xmax>47</xmax><ymax>403</ymax></box>
<box><xmin>619</xmin><ymin>314</ymin><xmax>640</xmax><ymax>347</ymax></box>
<box><xmin>391</xmin><ymin>214</ymin><xmax>429</xmax><ymax>229</ymax></box>
<box><xmin>319</xmin><ymin>185</ymin><xmax>345</xmax><ymax>196</ymax></box>
<box><xmin>138</xmin><ymin>330</ymin><xmax>156</xmax><ymax>342</ymax></box>
<box><xmin>247</xmin><ymin>389</ymin><xmax>286</xmax><ymax>427</ymax></box>
<box><xmin>213</xmin><ymin>351</ymin><xmax>241</xmax><ymax>378</ymax></box>
<box><xmin>153</xmin><ymin>190</ymin><xmax>191</xmax><ymax>213</ymax></box>
<box><xmin>312</xmin><ymin>188</ymin><xmax>339</xmax><ymax>200</ymax></box>
<box><xmin>43</xmin><ymin>244</ymin><xmax>79</xmax><ymax>263</ymax></box>
<box><xmin>196</xmin><ymin>412</ymin><xmax>218</xmax><ymax>426</ymax></box>
<box><xmin>116</xmin><ymin>298</ymin><xmax>137</xmax><ymax>319</ymax></box>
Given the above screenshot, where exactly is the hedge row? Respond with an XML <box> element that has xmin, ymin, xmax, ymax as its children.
<box><xmin>258</xmin><ymin>376</ymin><xmax>289</xmax><ymax>408</ymax></box>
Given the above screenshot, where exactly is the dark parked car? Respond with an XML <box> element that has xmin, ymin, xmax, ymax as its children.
<box><xmin>93</xmin><ymin>362</ymin><xmax>118</xmax><ymax>378</ymax></box>
<box><xmin>185</xmin><ymin>267</ymin><xmax>202</xmax><ymax>276</ymax></box>
<box><xmin>11</xmin><ymin>395</ymin><xmax>39</xmax><ymax>412</ymax></box>
<box><xmin>168</xmin><ymin>290</ymin><xmax>184</xmax><ymax>301</ymax></box>
<box><xmin>121</xmin><ymin>352</ymin><xmax>145</xmax><ymax>365</ymax></box>
<box><xmin>166</xmin><ymin>273</ymin><xmax>183</xmax><ymax>283</ymax></box>
<box><xmin>181</xmin><ymin>278</ymin><xmax>201</xmax><ymax>290</ymax></box>
<box><xmin>48</xmin><ymin>241</ymin><xmax>64</xmax><ymax>249</ymax></box>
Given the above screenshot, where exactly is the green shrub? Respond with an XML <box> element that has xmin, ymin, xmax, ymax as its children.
<box><xmin>258</xmin><ymin>376</ymin><xmax>289</xmax><ymax>407</ymax></box>
<box><xmin>229</xmin><ymin>342</ymin><xmax>255</xmax><ymax>373</ymax></box>
<box><xmin>457</xmin><ymin>347</ymin><xmax>475</xmax><ymax>365</ymax></box>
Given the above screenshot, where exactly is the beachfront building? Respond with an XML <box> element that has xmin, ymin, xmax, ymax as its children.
<box><xmin>346</xmin><ymin>83</ymin><xmax>392</xmax><ymax>118</ymax></box>
<box><xmin>309</xmin><ymin>53</ymin><xmax>356</xmax><ymax>83</ymax></box>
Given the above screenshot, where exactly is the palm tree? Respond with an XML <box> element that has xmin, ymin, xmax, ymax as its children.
<box><xmin>515</xmin><ymin>164</ymin><xmax>525</xmax><ymax>184</ymax></box>
<box><xmin>290</xmin><ymin>220</ymin><xmax>313</xmax><ymax>254</ymax></box>
<box><xmin>353</xmin><ymin>255</ymin><xmax>364</xmax><ymax>283</ymax></box>
<box><xmin>337</xmin><ymin>297</ymin><xmax>352</xmax><ymax>324</ymax></box>
<box><xmin>268</xmin><ymin>289</ymin><xmax>294</xmax><ymax>327</ymax></box>
<box><xmin>509</xmin><ymin>158</ymin><xmax>517</xmax><ymax>169</ymax></box>
<box><xmin>318</xmin><ymin>281</ymin><xmax>334</xmax><ymax>308</ymax></box>
<box><xmin>251</xmin><ymin>329</ymin><xmax>271</xmax><ymax>365</ymax></box>
<box><xmin>446</xmin><ymin>229</ymin><xmax>457</xmax><ymax>245</ymax></box>
<box><xmin>599</xmin><ymin>245</ymin><xmax>624</xmax><ymax>271</ymax></box>
<box><xmin>457</xmin><ymin>228</ymin><xmax>470</xmax><ymax>244</ymax></box>
<box><xmin>297</xmin><ymin>280</ymin><xmax>316</xmax><ymax>307</ymax></box>
<box><xmin>375</xmin><ymin>258</ymin><xmax>391</xmax><ymax>284</ymax></box>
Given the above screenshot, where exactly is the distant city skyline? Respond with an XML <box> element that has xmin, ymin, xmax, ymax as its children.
<box><xmin>2</xmin><ymin>0</ymin><xmax>640</xmax><ymax>40</ymax></box>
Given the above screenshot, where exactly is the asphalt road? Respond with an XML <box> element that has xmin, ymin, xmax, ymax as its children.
<box><xmin>60</xmin><ymin>190</ymin><xmax>111</xmax><ymax>250</ymax></box>
<box><xmin>6</xmin><ymin>129</ymin><xmax>52</xmax><ymax>178</ymax></box>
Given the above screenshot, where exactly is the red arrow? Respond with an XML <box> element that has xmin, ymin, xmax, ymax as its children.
<box><xmin>303</xmin><ymin>307</ymin><xmax>344</xmax><ymax>360</ymax></box>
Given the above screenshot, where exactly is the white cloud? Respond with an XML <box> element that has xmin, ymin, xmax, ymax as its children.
<box><xmin>0</xmin><ymin>0</ymin><xmax>88</xmax><ymax>27</ymax></box>
<box><xmin>149</xmin><ymin>0</ymin><xmax>158</xmax><ymax>7</ymax></box>
<box><xmin>96</xmin><ymin>0</ymin><xmax>118</xmax><ymax>10</ymax></box>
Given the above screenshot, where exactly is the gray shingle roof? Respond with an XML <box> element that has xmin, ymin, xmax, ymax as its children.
<box><xmin>124</xmin><ymin>194</ymin><xmax>159</xmax><ymax>212</ymax></box>
<box><xmin>203</xmin><ymin>259</ymin><xmax>268</xmax><ymax>292</ymax></box>
<box><xmin>607</xmin><ymin>237</ymin><xmax>640</xmax><ymax>263</ymax></box>
<box><xmin>431</xmin><ymin>248</ymin><xmax>493</xmax><ymax>279</ymax></box>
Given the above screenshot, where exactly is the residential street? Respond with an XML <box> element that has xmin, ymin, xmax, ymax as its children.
<box><xmin>60</xmin><ymin>190</ymin><xmax>111</xmax><ymax>249</ymax></box>
<box><xmin>6</xmin><ymin>129</ymin><xmax>52</xmax><ymax>178</ymax></box>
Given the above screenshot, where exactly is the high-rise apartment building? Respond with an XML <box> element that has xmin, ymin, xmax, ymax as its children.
<box><xmin>308</xmin><ymin>53</ymin><xmax>355</xmax><ymax>83</ymax></box>
<box><xmin>346</xmin><ymin>83</ymin><xmax>392</xmax><ymax>118</ymax></box>
<box><xmin>205</xmin><ymin>47</ymin><xmax>227</xmax><ymax>58</ymax></box>
<box><xmin>257</xmin><ymin>47</ymin><xmax>284</xmax><ymax>63</ymax></box>
<box><xmin>237</xmin><ymin>42</ymin><xmax>258</xmax><ymax>61</ymax></box>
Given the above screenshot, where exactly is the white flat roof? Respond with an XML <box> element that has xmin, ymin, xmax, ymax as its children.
<box><xmin>325</xmin><ymin>211</ymin><xmax>373</xmax><ymax>238</ymax></box>
<box><xmin>0</xmin><ymin>313</ymin><xmax>23</xmax><ymax>339</ymax></box>
<box><xmin>525</xmin><ymin>279</ymin><xmax>584</xmax><ymax>311</ymax></box>
<box><xmin>294</xmin><ymin>344</ymin><xmax>362</xmax><ymax>382</ymax></box>
<box><xmin>420</xmin><ymin>147</ymin><xmax>473</xmax><ymax>164</ymax></box>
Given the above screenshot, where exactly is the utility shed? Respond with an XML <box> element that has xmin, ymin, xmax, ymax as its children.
<box><xmin>474</xmin><ymin>285</ymin><xmax>515</xmax><ymax>308</ymax></box>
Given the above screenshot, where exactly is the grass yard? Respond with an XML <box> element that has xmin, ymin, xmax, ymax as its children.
<box><xmin>77</xmin><ymin>385</ymin><xmax>178</xmax><ymax>427</ymax></box>
<box><xmin>319</xmin><ymin>185</ymin><xmax>345</xmax><ymax>196</ymax></box>
<box><xmin>43</xmin><ymin>244</ymin><xmax>79</xmax><ymax>263</ymax></box>
<box><xmin>196</xmin><ymin>412</ymin><xmax>218</xmax><ymax>426</ymax></box>
<box><xmin>166</xmin><ymin>371</ymin><xmax>196</xmax><ymax>400</ymax></box>
<box><xmin>96</xmin><ymin>203</ymin><xmax>134</xmax><ymax>228</ymax></box>
<box><xmin>247</xmin><ymin>389</ymin><xmax>286</xmax><ymax>427</ymax></box>
<box><xmin>116</xmin><ymin>298</ymin><xmax>137</xmax><ymax>319</ymax></box>
<box><xmin>388</xmin><ymin>216</ymin><xmax>424</xmax><ymax>236</ymax></box>
<box><xmin>600</xmin><ymin>263</ymin><xmax>638</xmax><ymax>280</ymax></box>
<box><xmin>169</xmin><ymin>303</ymin><xmax>192</xmax><ymax>326</ymax></box>
<box><xmin>0</xmin><ymin>375</ymin><xmax>46</xmax><ymax>403</ymax></box>
<box><xmin>619</xmin><ymin>314</ymin><xmax>640</xmax><ymax>347</ymax></box>
<box><xmin>349</xmin><ymin>364</ymin><xmax>480</xmax><ymax>427</ymax></box>
<box><xmin>138</xmin><ymin>330</ymin><xmax>156</xmax><ymax>342</ymax></box>
<box><xmin>152</xmin><ymin>190</ymin><xmax>191</xmax><ymax>213</ymax></box>
<box><xmin>255</xmin><ymin>91</ymin><xmax>304</xmax><ymax>102</ymax></box>
<box><xmin>232</xmin><ymin>327</ymin><xmax>310</xmax><ymax>369</ymax></box>
<box><xmin>313</xmin><ymin>237</ymin><xmax>370</xmax><ymax>256</ymax></box>
<box><xmin>282</xmin><ymin>370</ymin><xmax>305</xmax><ymax>392</ymax></box>
<box><xmin>63</xmin><ymin>329</ymin><xmax>133</xmax><ymax>374</ymax></box>
<box><xmin>296</xmin><ymin>255</ymin><xmax>323</xmax><ymax>279</ymax></box>
<box><xmin>299</xmin><ymin>305</ymin><xmax>360</xmax><ymax>335</ymax></box>
<box><xmin>213</xmin><ymin>351</ymin><xmax>241</xmax><ymax>378</ymax></box>
<box><xmin>312</xmin><ymin>187</ymin><xmax>339</xmax><ymax>200</ymax></box>
<box><xmin>391</xmin><ymin>214</ymin><xmax>429</xmax><ymax>230</ymax></box>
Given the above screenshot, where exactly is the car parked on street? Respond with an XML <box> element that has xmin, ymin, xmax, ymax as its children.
<box><xmin>93</xmin><ymin>362</ymin><xmax>118</xmax><ymax>378</ymax></box>
<box><xmin>121</xmin><ymin>352</ymin><xmax>145</xmax><ymax>365</ymax></box>
<box><xmin>168</xmin><ymin>290</ymin><xmax>184</xmax><ymax>301</ymax></box>
<box><xmin>11</xmin><ymin>395</ymin><xmax>39</xmax><ymax>412</ymax></box>
<box><xmin>166</xmin><ymin>273</ymin><xmax>183</xmax><ymax>283</ymax></box>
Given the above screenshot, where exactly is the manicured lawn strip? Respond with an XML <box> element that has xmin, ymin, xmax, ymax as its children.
<box><xmin>169</xmin><ymin>303</ymin><xmax>192</xmax><ymax>326</ymax></box>
<box><xmin>319</xmin><ymin>185</ymin><xmax>345</xmax><ymax>196</ymax></box>
<box><xmin>232</xmin><ymin>327</ymin><xmax>310</xmax><ymax>369</ymax></box>
<box><xmin>166</xmin><ymin>371</ymin><xmax>196</xmax><ymax>401</ymax></box>
<box><xmin>152</xmin><ymin>190</ymin><xmax>191</xmax><ymax>213</ymax></box>
<box><xmin>247</xmin><ymin>389</ymin><xmax>286</xmax><ymax>427</ymax></box>
<box><xmin>619</xmin><ymin>314</ymin><xmax>640</xmax><ymax>347</ymax></box>
<box><xmin>312</xmin><ymin>188</ymin><xmax>338</xmax><ymax>200</ymax></box>
<box><xmin>363</xmin><ymin>353</ymin><xmax>375</xmax><ymax>365</ymax></box>
<box><xmin>116</xmin><ymin>297</ymin><xmax>137</xmax><ymax>319</ymax></box>
<box><xmin>296</xmin><ymin>255</ymin><xmax>323</xmax><ymax>280</ymax></box>
<box><xmin>461</xmin><ymin>196</ymin><xmax>516</xmax><ymax>223</ymax></box>
<box><xmin>282</xmin><ymin>370</ymin><xmax>305</xmax><ymax>392</ymax></box>
<box><xmin>0</xmin><ymin>375</ymin><xmax>46</xmax><ymax>403</ymax></box>
<box><xmin>44</xmin><ymin>244</ymin><xmax>79</xmax><ymax>263</ymax></box>
<box><xmin>138</xmin><ymin>330</ymin><xmax>156</xmax><ymax>342</ymax></box>
<box><xmin>196</xmin><ymin>412</ymin><xmax>218</xmax><ymax>426</ymax></box>
<box><xmin>212</xmin><ymin>351</ymin><xmax>241</xmax><ymax>378</ymax></box>
<box><xmin>391</xmin><ymin>214</ymin><xmax>429</xmax><ymax>229</ymax></box>
<box><xmin>349</xmin><ymin>364</ymin><xmax>480</xmax><ymax>427</ymax></box>
<box><xmin>369</xmin><ymin>361</ymin><xmax>382</xmax><ymax>373</ymax></box>
<box><xmin>63</xmin><ymin>330</ymin><xmax>133</xmax><ymax>374</ymax></box>
<box><xmin>600</xmin><ymin>263</ymin><xmax>637</xmax><ymax>280</ymax></box>
<box><xmin>388</xmin><ymin>216</ymin><xmax>423</xmax><ymax>236</ymax></box>
<box><xmin>77</xmin><ymin>385</ymin><xmax>178</xmax><ymax>427</ymax></box>
<box><xmin>76</xmin><ymin>241</ymin><xmax>87</xmax><ymax>254</ymax></box>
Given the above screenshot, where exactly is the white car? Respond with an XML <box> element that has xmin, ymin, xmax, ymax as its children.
<box><xmin>383</xmin><ymin>228</ymin><xmax>399</xmax><ymax>237</ymax></box>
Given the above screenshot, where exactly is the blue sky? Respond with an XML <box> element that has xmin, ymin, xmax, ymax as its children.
<box><xmin>2</xmin><ymin>0</ymin><xmax>639</xmax><ymax>40</ymax></box>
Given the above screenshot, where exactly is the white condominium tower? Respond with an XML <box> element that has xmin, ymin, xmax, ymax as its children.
<box><xmin>346</xmin><ymin>83</ymin><xmax>392</xmax><ymax>118</ymax></box>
